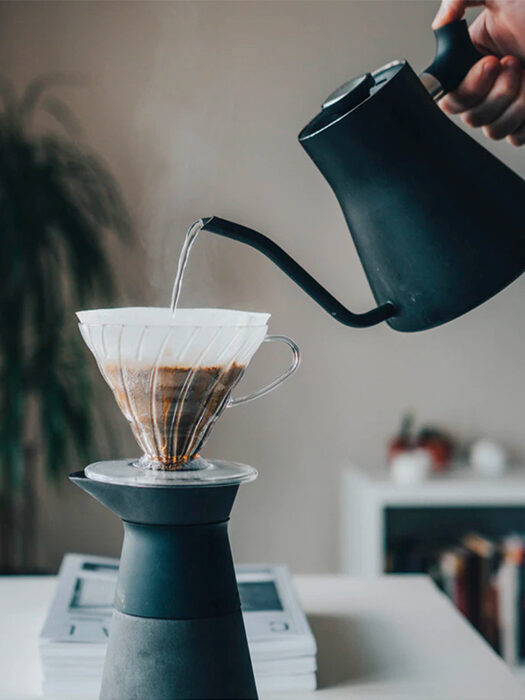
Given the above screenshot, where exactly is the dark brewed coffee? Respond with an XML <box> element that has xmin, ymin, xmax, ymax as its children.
<box><xmin>102</xmin><ymin>362</ymin><xmax>245</xmax><ymax>469</ymax></box>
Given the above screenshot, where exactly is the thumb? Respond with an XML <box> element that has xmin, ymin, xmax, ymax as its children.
<box><xmin>432</xmin><ymin>0</ymin><xmax>485</xmax><ymax>29</ymax></box>
<box><xmin>467</xmin><ymin>10</ymin><xmax>503</xmax><ymax>56</ymax></box>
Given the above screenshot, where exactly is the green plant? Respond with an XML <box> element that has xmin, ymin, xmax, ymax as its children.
<box><xmin>0</xmin><ymin>74</ymin><xmax>131</xmax><ymax>572</ymax></box>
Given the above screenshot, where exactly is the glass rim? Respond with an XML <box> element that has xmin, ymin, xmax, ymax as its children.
<box><xmin>76</xmin><ymin>307</ymin><xmax>271</xmax><ymax>329</ymax></box>
<box><xmin>78</xmin><ymin>321</ymin><xmax>270</xmax><ymax>330</ymax></box>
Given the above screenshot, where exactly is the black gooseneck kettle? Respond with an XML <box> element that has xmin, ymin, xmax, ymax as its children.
<box><xmin>200</xmin><ymin>20</ymin><xmax>525</xmax><ymax>332</ymax></box>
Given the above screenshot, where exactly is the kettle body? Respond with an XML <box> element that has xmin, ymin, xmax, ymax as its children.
<box><xmin>299</xmin><ymin>60</ymin><xmax>525</xmax><ymax>331</ymax></box>
<box><xmin>201</xmin><ymin>21</ymin><xmax>525</xmax><ymax>333</ymax></box>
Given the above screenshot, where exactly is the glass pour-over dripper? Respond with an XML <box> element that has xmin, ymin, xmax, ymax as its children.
<box><xmin>77</xmin><ymin>307</ymin><xmax>299</xmax><ymax>478</ymax></box>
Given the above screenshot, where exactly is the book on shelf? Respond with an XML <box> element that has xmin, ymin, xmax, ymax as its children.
<box><xmin>496</xmin><ymin>536</ymin><xmax>524</xmax><ymax>666</ymax></box>
<box><xmin>438</xmin><ymin>547</ymin><xmax>469</xmax><ymax>618</ymax></box>
<box><xmin>39</xmin><ymin>553</ymin><xmax>317</xmax><ymax>697</ymax></box>
<box><xmin>461</xmin><ymin>532</ymin><xmax>501</xmax><ymax>651</ymax></box>
<box><xmin>387</xmin><ymin>531</ymin><xmax>525</xmax><ymax>668</ymax></box>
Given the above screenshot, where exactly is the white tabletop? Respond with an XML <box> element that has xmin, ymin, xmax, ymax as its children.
<box><xmin>1</xmin><ymin>574</ymin><xmax>523</xmax><ymax>700</ymax></box>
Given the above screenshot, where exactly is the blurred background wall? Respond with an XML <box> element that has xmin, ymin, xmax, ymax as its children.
<box><xmin>0</xmin><ymin>0</ymin><xmax>523</xmax><ymax>573</ymax></box>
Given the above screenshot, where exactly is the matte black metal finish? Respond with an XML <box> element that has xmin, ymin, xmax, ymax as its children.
<box><xmin>70</xmin><ymin>470</ymin><xmax>257</xmax><ymax>699</ymax></box>
<box><xmin>199</xmin><ymin>20</ymin><xmax>525</xmax><ymax>333</ymax></box>
<box><xmin>116</xmin><ymin>520</ymin><xmax>238</xmax><ymax>619</ymax></box>
<box><xmin>299</xmin><ymin>61</ymin><xmax>525</xmax><ymax>331</ymax></box>
<box><xmin>425</xmin><ymin>20</ymin><xmax>485</xmax><ymax>92</ymax></box>
<box><xmin>69</xmin><ymin>470</ymin><xmax>238</xmax><ymax>525</ymax></box>
<box><xmin>201</xmin><ymin>217</ymin><xmax>396</xmax><ymax>328</ymax></box>
<box><xmin>322</xmin><ymin>22</ymin><xmax>483</xmax><ymax>114</ymax></box>
<box><xmin>101</xmin><ymin>609</ymin><xmax>256</xmax><ymax>700</ymax></box>
<box><xmin>201</xmin><ymin>65</ymin><xmax>525</xmax><ymax>332</ymax></box>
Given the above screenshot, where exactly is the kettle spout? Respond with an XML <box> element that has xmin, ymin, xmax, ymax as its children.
<box><xmin>200</xmin><ymin>217</ymin><xmax>396</xmax><ymax>329</ymax></box>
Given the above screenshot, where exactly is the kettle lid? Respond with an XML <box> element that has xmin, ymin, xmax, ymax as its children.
<box><xmin>321</xmin><ymin>61</ymin><xmax>404</xmax><ymax>116</ymax></box>
<box><xmin>321</xmin><ymin>72</ymin><xmax>374</xmax><ymax>113</ymax></box>
<box><xmin>300</xmin><ymin>60</ymin><xmax>406</xmax><ymax>141</ymax></box>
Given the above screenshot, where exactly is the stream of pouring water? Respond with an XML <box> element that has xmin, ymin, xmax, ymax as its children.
<box><xmin>170</xmin><ymin>218</ymin><xmax>206</xmax><ymax>314</ymax></box>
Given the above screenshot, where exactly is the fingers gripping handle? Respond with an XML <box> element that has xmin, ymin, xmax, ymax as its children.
<box><xmin>422</xmin><ymin>19</ymin><xmax>485</xmax><ymax>97</ymax></box>
<box><xmin>228</xmin><ymin>335</ymin><xmax>300</xmax><ymax>407</ymax></box>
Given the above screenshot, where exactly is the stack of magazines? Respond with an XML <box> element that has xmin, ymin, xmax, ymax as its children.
<box><xmin>387</xmin><ymin>532</ymin><xmax>525</xmax><ymax>665</ymax></box>
<box><xmin>39</xmin><ymin>554</ymin><xmax>317</xmax><ymax>697</ymax></box>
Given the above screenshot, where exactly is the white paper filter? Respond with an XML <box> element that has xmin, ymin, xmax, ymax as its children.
<box><xmin>77</xmin><ymin>308</ymin><xmax>270</xmax><ymax>367</ymax></box>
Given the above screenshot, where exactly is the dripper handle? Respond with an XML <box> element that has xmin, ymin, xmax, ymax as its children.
<box><xmin>421</xmin><ymin>19</ymin><xmax>485</xmax><ymax>98</ymax></box>
<box><xmin>228</xmin><ymin>335</ymin><xmax>300</xmax><ymax>407</ymax></box>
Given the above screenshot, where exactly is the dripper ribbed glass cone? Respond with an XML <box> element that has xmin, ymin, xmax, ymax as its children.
<box><xmin>77</xmin><ymin>308</ymin><xmax>269</xmax><ymax>471</ymax></box>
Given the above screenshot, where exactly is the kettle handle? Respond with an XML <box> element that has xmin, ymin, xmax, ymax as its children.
<box><xmin>200</xmin><ymin>216</ymin><xmax>396</xmax><ymax>329</ymax></box>
<box><xmin>422</xmin><ymin>19</ymin><xmax>485</xmax><ymax>98</ymax></box>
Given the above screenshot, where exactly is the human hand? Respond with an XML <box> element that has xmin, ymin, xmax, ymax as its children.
<box><xmin>433</xmin><ymin>0</ymin><xmax>525</xmax><ymax>146</ymax></box>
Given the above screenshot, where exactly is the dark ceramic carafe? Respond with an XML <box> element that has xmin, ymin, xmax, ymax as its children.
<box><xmin>201</xmin><ymin>20</ymin><xmax>525</xmax><ymax>332</ymax></box>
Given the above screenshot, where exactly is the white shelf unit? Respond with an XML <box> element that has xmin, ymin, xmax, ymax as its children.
<box><xmin>341</xmin><ymin>462</ymin><xmax>525</xmax><ymax>577</ymax></box>
<box><xmin>340</xmin><ymin>462</ymin><xmax>525</xmax><ymax>684</ymax></box>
